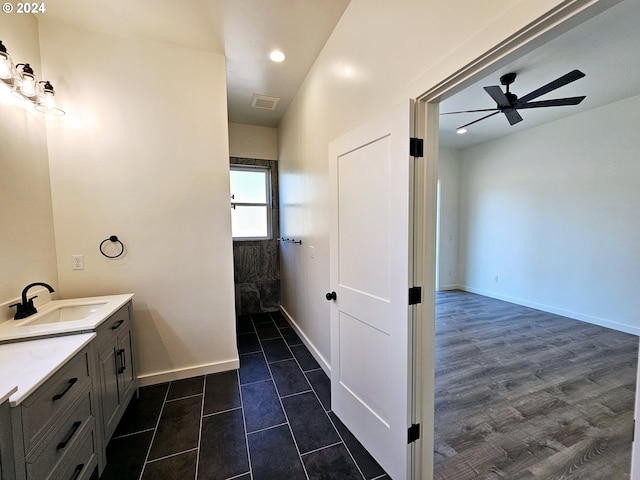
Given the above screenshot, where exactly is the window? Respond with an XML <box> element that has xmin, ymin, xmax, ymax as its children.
<box><xmin>230</xmin><ymin>165</ymin><xmax>272</xmax><ymax>240</ymax></box>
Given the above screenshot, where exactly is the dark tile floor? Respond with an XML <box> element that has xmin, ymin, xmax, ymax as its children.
<box><xmin>100</xmin><ymin>310</ymin><xmax>389</xmax><ymax>480</ymax></box>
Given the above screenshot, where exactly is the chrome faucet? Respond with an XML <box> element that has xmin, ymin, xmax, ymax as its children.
<box><xmin>10</xmin><ymin>282</ymin><xmax>55</xmax><ymax>320</ymax></box>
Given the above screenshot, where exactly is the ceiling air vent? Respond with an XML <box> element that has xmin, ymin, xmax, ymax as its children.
<box><xmin>251</xmin><ymin>94</ymin><xmax>280</xmax><ymax>110</ymax></box>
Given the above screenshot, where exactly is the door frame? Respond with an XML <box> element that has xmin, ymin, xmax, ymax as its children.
<box><xmin>412</xmin><ymin>0</ymin><xmax>626</xmax><ymax>478</ymax></box>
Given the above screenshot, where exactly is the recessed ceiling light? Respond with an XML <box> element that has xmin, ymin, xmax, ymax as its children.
<box><xmin>456</xmin><ymin>128</ymin><xmax>468</xmax><ymax>135</ymax></box>
<box><xmin>269</xmin><ymin>50</ymin><xmax>286</xmax><ymax>63</ymax></box>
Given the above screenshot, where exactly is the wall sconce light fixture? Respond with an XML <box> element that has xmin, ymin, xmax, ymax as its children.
<box><xmin>0</xmin><ymin>40</ymin><xmax>65</xmax><ymax>116</ymax></box>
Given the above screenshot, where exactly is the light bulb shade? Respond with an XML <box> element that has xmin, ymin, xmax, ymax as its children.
<box><xmin>0</xmin><ymin>41</ymin><xmax>13</xmax><ymax>81</ymax></box>
<box><xmin>0</xmin><ymin>52</ymin><xmax>12</xmax><ymax>80</ymax></box>
<box><xmin>35</xmin><ymin>81</ymin><xmax>65</xmax><ymax>116</ymax></box>
<box><xmin>16</xmin><ymin>63</ymin><xmax>36</xmax><ymax>97</ymax></box>
<box><xmin>10</xmin><ymin>85</ymin><xmax>29</xmax><ymax>101</ymax></box>
<box><xmin>20</xmin><ymin>73</ymin><xmax>36</xmax><ymax>97</ymax></box>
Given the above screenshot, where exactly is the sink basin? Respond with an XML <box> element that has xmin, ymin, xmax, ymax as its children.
<box><xmin>21</xmin><ymin>303</ymin><xmax>107</xmax><ymax>326</ymax></box>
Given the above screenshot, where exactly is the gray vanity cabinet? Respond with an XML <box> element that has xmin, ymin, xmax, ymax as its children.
<box><xmin>9</xmin><ymin>344</ymin><xmax>99</xmax><ymax>480</ymax></box>
<box><xmin>95</xmin><ymin>302</ymin><xmax>137</xmax><ymax>442</ymax></box>
<box><xmin>0</xmin><ymin>399</ymin><xmax>14</xmax><ymax>480</ymax></box>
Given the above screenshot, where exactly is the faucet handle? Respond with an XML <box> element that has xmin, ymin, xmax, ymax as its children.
<box><xmin>25</xmin><ymin>296</ymin><xmax>38</xmax><ymax>315</ymax></box>
<box><xmin>9</xmin><ymin>302</ymin><xmax>26</xmax><ymax>319</ymax></box>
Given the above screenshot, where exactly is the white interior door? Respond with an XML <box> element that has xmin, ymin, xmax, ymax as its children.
<box><xmin>329</xmin><ymin>100</ymin><xmax>416</xmax><ymax>480</ymax></box>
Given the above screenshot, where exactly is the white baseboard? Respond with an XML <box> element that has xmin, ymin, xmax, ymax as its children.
<box><xmin>137</xmin><ymin>358</ymin><xmax>240</xmax><ymax>387</ymax></box>
<box><xmin>279</xmin><ymin>306</ymin><xmax>331</xmax><ymax>376</ymax></box>
<box><xmin>438</xmin><ymin>284</ymin><xmax>462</xmax><ymax>291</ymax></box>
<box><xmin>459</xmin><ymin>285</ymin><xmax>640</xmax><ymax>336</ymax></box>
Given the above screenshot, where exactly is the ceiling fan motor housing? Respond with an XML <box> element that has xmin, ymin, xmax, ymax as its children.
<box><xmin>505</xmin><ymin>92</ymin><xmax>518</xmax><ymax>104</ymax></box>
<box><xmin>500</xmin><ymin>72</ymin><xmax>517</xmax><ymax>86</ymax></box>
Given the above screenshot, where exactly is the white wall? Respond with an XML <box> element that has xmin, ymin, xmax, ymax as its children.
<box><xmin>277</xmin><ymin>0</ymin><xmax>574</xmax><ymax>367</ymax></box>
<box><xmin>437</xmin><ymin>148</ymin><xmax>461</xmax><ymax>290</ymax></box>
<box><xmin>0</xmin><ymin>13</ymin><xmax>58</xmax><ymax>319</ymax></box>
<box><xmin>38</xmin><ymin>21</ymin><xmax>238</xmax><ymax>384</ymax></box>
<box><xmin>228</xmin><ymin>122</ymin><xmax>278</xmax><ymax>160</ymax></box>
<box><xmin>457</xmin><ymin>94</ymin><xmax>640</xmax><ymax>334</ymax></box>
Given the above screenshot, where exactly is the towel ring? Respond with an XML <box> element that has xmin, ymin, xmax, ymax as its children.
<box><xmin>100</xmin><ymin>235</ymin><xmax>125</xmax><ymax>258</ymax></box>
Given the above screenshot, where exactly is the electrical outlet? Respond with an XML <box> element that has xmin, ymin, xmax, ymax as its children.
<box><xmin>309</xmin><ymin>246</ymin><xmax>315</xmax><ymax>259</ymax></box>
<box><xmin>72</xmin><ymin>255</ymin><xmax>84</xmax><ymax>270</ymax></box>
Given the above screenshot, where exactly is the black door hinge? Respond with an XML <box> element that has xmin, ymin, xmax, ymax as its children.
<box><xmin>410</xmin><ymin>137</ymin><xmax>423</xmax><ymax>158</ymax></box>
<box><xmin>409</xmin><ymin>286</ymin><xmax>422</xmax><ymax>305</ymax></box>
<box><xmin>408</xmin><ymin>423</ymin><xmax>421</xmax><ymax>443</ymax></box>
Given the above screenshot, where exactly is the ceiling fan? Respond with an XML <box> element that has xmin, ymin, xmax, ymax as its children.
<box><xmin>442</xmin><ymin>69</ymin><xmax>587</xmax><ymax>130</ymax></box>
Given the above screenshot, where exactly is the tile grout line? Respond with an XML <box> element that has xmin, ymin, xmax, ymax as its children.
<box><xmin>245</xmin><ymin>421</ymin><xmax>289</xmax><ymax>436</ymax></box>
<box><xmin>145</xmin><ymin>447</ymin><xmax>199</xmax><ymax>464</ymax></box>
<box><xmin>279</xmin><ymin>389</ymin><xmax>314</xmax><ymax>400</ymax></box>
<box><xmin>299</xmin><ymin>370</ymin><xmax>368</xmax><ymax>479</ymax></box>
<box><xmin>238</xmin><ymin>376</ymin><xmax>278</xmax><ymax>388</ymax></box>
<box><xmin>165</xmin><ymin>392</ymin><xmax>204</xmax><ymax>403</ymax></box>
<box><xmin>111</xmin><ymin>427</ymin><xmax>155</xmax><ymax>440</ymax></box>
<box><xmin>268</xmin><ymin>312</ymin><xmax>370</xmax><ymax>479</ymax></box>
<box><xmin>224</xmin><ymin>472</ymin><xmax>252</xmax><ymax>480</ymax></box>
<box><xmin>268</xmin><ymin>356</ymin><xmax>303</xmax><ymax>365</ymax></box>
<box><xmin>286</xmin><ymin>320</ymin><xmax>369</xmax><ymax>480</ymax></box>
<box><xmin>254</xmin><ymin>314</ymin><xmax>311</xmax><ymax>480</ymax></box>
<box><xmin>323</xmin><ymin>411</ymin><xmax>368</xmax><ymax>480</ymax></box>
<box><xmin>137</xmin><ymin>383</ymin><xmax>171</xmax><ymax>480</ymax></box>
<box><xmin>193</xmin><ymin>375</ymin><xmax>206</xmax><ymax>479</ymax></box>
<box><xmin>239</xmin><ymin>322</ymin><xmax>255</xmax><ymax>480</ymax></box>
<box><xmin>303</xmin><ymin>366</ymin><xmax>324</xmax><ymax>373</ymax></box>
<box><xmin>299</xmin><ymin>440</ymin><xmax>344</xmax><ymax>457</ymax></box>
<box><xmin>202</xmin><ymin>405</ymin><xmax>243</xmax><ymax>418</ymax></box>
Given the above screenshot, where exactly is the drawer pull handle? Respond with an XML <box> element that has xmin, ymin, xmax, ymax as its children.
<box><xmin>117</xmin><ymin>348</ymin><xmax>126</xmax><ymax>374</ymax></box>
<box><xmin>52</xmin><ymin>378</ymin><xmax>78</xmax><ymax>401</ymax></box>
<box><xmin>57</xmin><ymin>421</ymin><xmax>82</xmax><ymax>450</ymax></box>
<box><xmin>110</xmin><ymin>319</ymin><xmax>125</xmax><ymax>330</ymax></box>
<box><xmin>70</xmin><ymin>464</ymin><xmax>84</xmax><ymax>480</ymax></box>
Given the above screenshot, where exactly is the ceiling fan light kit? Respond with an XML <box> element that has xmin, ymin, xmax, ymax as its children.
<box><xmin>442</xmin><ymin>69</ymin><xmax>586</xmax><ymax>131</ymax></box>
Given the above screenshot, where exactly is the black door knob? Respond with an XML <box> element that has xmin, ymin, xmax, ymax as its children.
<box><xmin>326</xmin><ymin>291</ymin><xmax>337</xmax><ymax>301</ymax></box>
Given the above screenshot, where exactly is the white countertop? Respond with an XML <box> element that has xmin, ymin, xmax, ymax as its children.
<box><xmin>0</xmin><ymin>383</ymin><xmax>17</xmax><ymax>405</ymax></box>
<box><xmin>0</xmin><ymin>333</ymin><xmax>96</xmax><ymax>406</ymax></box>
<box><xmin>0</xmin><ymin>294</ymin><xmax>134</xmax><ymax>343</ymax></box>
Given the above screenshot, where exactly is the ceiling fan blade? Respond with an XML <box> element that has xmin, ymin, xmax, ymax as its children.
<box><xmin>516</xmin><ymin>70</ymin><xmax>585</xmax><ymax>104</ymax></box>
<box><xmin>483</xmin><ymin>85</ymin><xmax>510</xmax><ymax>108</ymax></box>
<box><xmin>503</xmin><ymin>109</ymin><xmax>523</xmax><ymax>125</ymax></box>
<box><xmin>440</xmin><ymin>108</ymin><xmax>500</xmax><ymax>115</ymax></box>
<box><xmin>516</xmin><ymin>96</ymin><xmax>586</xmax><ymax>109</ymax></box>
<box><xmin>457</xmin><ymin>111</ymin><xmax>501</xmax><ymax>130</ymax></box>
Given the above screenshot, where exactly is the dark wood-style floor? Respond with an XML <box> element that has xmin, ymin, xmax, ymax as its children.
<box><xmin>434</xmin><ymin>290</ymin><xmax>638</xmax><ymax>480</ymax></box>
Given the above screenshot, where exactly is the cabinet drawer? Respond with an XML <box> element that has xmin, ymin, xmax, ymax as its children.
<box><xmin>46</xmin><ymin>422</ymin><xmax>98</xmax><ymax>480</ymax></box>
<box><xmin>20</xmin><ymin>348</ymin><xmax>91</xmax><ymax>453</ymax></box>
<box><xmin>95</xmin><ymin>304</ymin><xmax>131</xmax><ymax>353</ymax></box>
<box><xmin>25</xmin><ymin>391</ymin><xmax>93</xmax><ymax>480</ymax></box>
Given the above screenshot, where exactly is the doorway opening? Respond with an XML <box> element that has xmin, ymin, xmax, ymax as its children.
<box><xmin>418</xmin><ymin>0</ymin><xmax>640</xmax><ymax>478</ymax></box>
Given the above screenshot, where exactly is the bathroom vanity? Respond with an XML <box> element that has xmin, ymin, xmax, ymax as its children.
<box><xmin>0</xmin><ymin>294</ymin><xmax>136</xmax><ymax>480</ymax></box>
<box><xmin>0</xmin><ymin>386</ymin><xmax>17</xmax><ymax>480</ymax></box>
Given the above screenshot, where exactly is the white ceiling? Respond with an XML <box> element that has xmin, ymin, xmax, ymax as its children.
<box><xmin>37</xmin><ymin>0</ymin><xmax>350</xmax><ymax>127</ymax></box>
<box><xmin>439</xmin><ymin>0</ymin><xmax>640</xmax><ymax>149</ymax></box>
<box><xmin>34</xmin><ymin>0</ymin><xmax>640</xmax><ymax>136</ymax></box>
